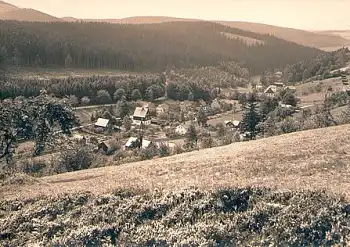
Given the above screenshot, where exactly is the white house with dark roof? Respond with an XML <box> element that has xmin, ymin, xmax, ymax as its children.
<box><xmin>264</xmin><ymin>85</ymin><xmax>277</xmax><ymax>98</ymax></box>
<box><xmin>175</xmin><ymin>124</ymin><xmax>188</xmax><ymax>136</ymax></box>
<box><xmin>156</xmin><ymin>104</ymin><xmax>170</xmax><ymax>116</ymax></box>
<box><xmin>95</xmin><ymin>118</ymin><xmax>110</xmax><ymax>128</ymax></box>
<box><xmin>125</xmin><ymin>137</ymin><xmax>151</xmax><ymax>149</ymax></box>
<box><xmin>132</xmin><ymin>106</ymin><xmax>151</xmax><ymax>125</ymax></box>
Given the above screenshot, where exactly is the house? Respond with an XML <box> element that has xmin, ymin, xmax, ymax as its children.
<box><xmin>273</xmin><ymin>82</ymin><xmax>285</xmax><ymax>88</ymax></box>
<box><xmin>180</xmin><ymin>101</ymin><xmax>194</xmax><ymax>112</ymax></box>
<box><xmin>280</xmin><ymin>103</ymin><xmax>293</xmax><ymax>109</ymax></box>
<box><xmin>95</xmin><ymin>118</ymin><xmax>110</xmax><ymax>128</ymax></box>
<box><xmin>132</xmin><ymin>106</ymin><xmax>151</xmax><ymax>125</ymax></box>
<box><xmin>211</xmin><ymin>99</ymin><xmax>222</xmax><ymax>111</ymax></box>
<box><xmin>175</xmin><ymin>124</ymin><xmax>188</xmax><ymax>136</ymax></box>
<box><xmin>98</xmin><ymin>139</ymin><xmax>117</xmax><ymax>154</ymax></box>
<box><xmin>264</xmin><ymin>85</ymin><xmax>277</xmax><ymax>98</ymax></box>
<box><xmin>225</xmin><ymin>120</ymin><xmax>241</xmax><ymax>129</ymax></box>
<box><xmin>156</xmin><ymin>104</ymin><xmax>170</xmax><ymax>116</ymax></box>
<box><xmin>253</xmin><ymin>84</ymin><xmax>264</xmax><ymax>92</ymax></box>
<box><xmin>284</xmin><ymin>86</ymin><xmax>297</xmax><ymax>93</ymax></box>
<box><xmin>275</xmin><ymin>71</ymin><xmax>283</xmax><ymax>77</ymax></box>
<box><xmin>125</xmin><ymin>137</ymin><xmax>151</xmax><ymax>149</ymax></box>
<box><xmin>72</xmin><ymin>134</ymin><xmax>87</xmax><ymax>144</ymax></box>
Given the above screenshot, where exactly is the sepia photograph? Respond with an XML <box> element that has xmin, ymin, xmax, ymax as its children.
<box><xmin>0</xmin><ymin>0</ymin><xmax>350</xmax><ymax>246</ymax></box>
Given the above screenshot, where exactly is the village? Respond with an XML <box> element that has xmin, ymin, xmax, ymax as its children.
<box><xmin>59</xmin><ymin>68</ymin><xmax>350</xmax><ymax>162</ymax></box>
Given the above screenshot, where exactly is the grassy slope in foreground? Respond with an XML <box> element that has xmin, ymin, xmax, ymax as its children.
<box><xmin>2</xmin><ymin>124</ymin><xmax>350</xmax><ymax>201</ymax></box>
<box><xmin>1</xmin><ymin>188</ymin><xmax>350</xmax><ymax>246</ymax></box>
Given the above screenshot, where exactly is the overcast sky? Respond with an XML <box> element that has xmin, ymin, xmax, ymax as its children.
<box><xmin>6</xmin><ymin>0</ymin><xmax>350</xmax><ymax>30</ymax></box>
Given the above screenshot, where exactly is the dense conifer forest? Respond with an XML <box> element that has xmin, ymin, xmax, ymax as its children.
<box><xmin>282</xmin><ymin>47</ymin><xmax>350</xmax><ymax>82</ymax></box>
<box><xmin>0</xmin><ymin>20</ymin><xmax>322</xmax><ymax>74</ymax></box>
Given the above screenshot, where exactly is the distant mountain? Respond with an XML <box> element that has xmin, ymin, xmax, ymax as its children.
<box><xmin>0</xmin><ymin>8</ymin><xmax>60</xmax><ymax>22</ymax></box>
<box><xmin>0</xmin><ymin>0</ymin><xmax>17</xmax><ymax>13</ymax></box>
<box><xmin>0</xmin><ymin>21</ymin><xmax>322</xmax><ymax>74</ymax></box>
<box><xmin>0</xmin><ymin>1</ymin><xmax>60</xmax><ymax>22</ymax></box>
<box><xmin>60</xmin><ymin>17</ymin><xmax>78</xmax><ymax>22</ymax></box>
<box><xmin>64</xmin><ymin>16</ymin><xmax>350</xmax><ymax>50</ymax></box>
<box><xmin>217</xmin><ymin>21</ymin><xmax>350</xmax><ymax>50</ymax></box>
<box><xmin>0</xmin><ymin>0</ymin><xmax>349</xmax><ymax>50</ymax></box>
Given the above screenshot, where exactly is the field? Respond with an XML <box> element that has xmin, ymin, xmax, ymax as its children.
<box><xmin>295</xmin><ymin>77</ymin><xmax>346</xmax><ymax>106</ymax></box>
<box><xmin>6</xmin><ymin>67</ymin><xmax>147</xmax><ymax>79</ymax></box>
<box><xmin>2</xmin><ymin>124</ymin><xmax>350</xmax><ymax>245</ymax></box>
<box><xmin>2</xmin><ymin>124</ymin><xmax>350</xmax><ymax>201</ymax></box>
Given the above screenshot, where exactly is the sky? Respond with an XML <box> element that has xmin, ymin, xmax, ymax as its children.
<box><xmin>5</xmin><ymin>0</ymin><xmax>350</xmax><ymax>30</ymax></box>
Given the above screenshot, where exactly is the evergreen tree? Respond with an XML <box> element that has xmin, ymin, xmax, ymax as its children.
<box><xmin>69</xmin><ymin>95</ymin><xmax>79</xmax><ymax>107</ymax></box>
<box><xmin>64</xmin><ymin>54</ymin><xmax>73</xmax><ymax>68</ymax></box>
<box><xmin>131</xmin><ymin>89</ymin><xmax>142</xmax><ymax>101</ymax></box>
<box><xmin>146</xmin><ymin>87</ymin><xmax>154</xmax><ymax>101</ymax></box>
<box><xmin>113</xmin><ymin>88</ymin><xmax>126</xmax><ymax>101</ymax></box>
<box><xmin>123</xmin><ymin>115</ymin><xmax>132</xmax><ymax>131</ymax></box>
<box><xmin>188</xmin><ymin>92</ymin><xmax>194</xmax><ymax>101</ymax></box>
<box><xmin>240</xmin><ymin>94</ymin><xmax>261</xmax><ymax>139</ymax></box>
<box><xmin>185</xmin><ymin>122</ymin><xmax>198</xmax><ymax>149</ymax></box>
<box><xmin>116</xmin><ymin>96</ymin><xmax>129</xmax><ymax>118</ymax></box>
<box><xmin>96</xmin><ymin>90</ymin><xmax>112</xmax><ymax>104</ymax></box>
<box><xmin>313</xmin><ymin>102</ymin><xmax>337</xmax><ymax>128</ymax></box>
<box><xmin>80</xmin><ymin>96</ymin><xmax>91</xmax><ymax>105</ymax></box>
<box><xmin>197</xmin><ymin>107</ymin><xmax>208</xmax><ymax>126</ymax></box>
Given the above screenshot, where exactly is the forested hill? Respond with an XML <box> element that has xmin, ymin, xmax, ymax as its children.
<box><xmin>0</xmin><ymin>20</ymin><xmax>323</xmax><ymax>74</ymax></box>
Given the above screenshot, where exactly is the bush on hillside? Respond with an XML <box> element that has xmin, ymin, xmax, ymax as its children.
<box><xmin>54</xmin><ymin>147</ymin><xmax>93</xmax><ymax>173</ymax></box>
<box><xmin>1</xmin><ymin>188</ymin><xmax>349</xmax><ymax>246</ymax></box>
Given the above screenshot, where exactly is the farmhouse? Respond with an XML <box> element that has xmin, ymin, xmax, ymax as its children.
<box><xmin>72</xmin><ymin>134</ymin><xmax>87</xmax><ymax>144</ymax></box>
<box><xmin>273</xmin><ymin>82</ymin><xmax>285</xmax><ymax>88</ymax></box>
<box><xmin>98</xmin><ymin>139</ymin><xmax>117</xmax><ymax>154</ymax></box>
<box><xmin>156</xmin><ymin>104</ymin><xmax>170</xmax><ymax>116</ymax></box>
<box><xmin>125</xmin><ymin>137</ymin><xmax>151</xmax><ymax>149</ymax></box>
<box><xmin>175</xmin><ymin>124</ymin><xmax>188</xmax><ymax>136</ymax></box>
<box><xmin>264</xmin><ymin>85</ymin><xmax>277</xmax><ymax>98</ymax></box>
<box><xmin>275</xmin><ymin>71</ymin><xmax>283</xmax><ymax>77</ymax></box>
<box><xmin>133</xmin><ymin>106</ymin><xmax>151</xmax><ymax>125</ymax></box>
<box><xmin>225</xmin><ymin>120</ymin><xmax>241</xmax><ymax>129</ymax></box>
<box><xmin>211</xmin><ymin>99</ymin><xmax>222</xmax><ymax>111</ymax></box>
<box><xmin>253</xmin><ymin>84</ymin><xmax>264</xmax><ymax>92</ymax></box>
<box><xmin>284</xmin><ymin>86</ymin><xmax>297</xmax><ymax>93</ymax></box>
<box><xmin>95</xmin><ymin>118</ymin><xmax>110</xmax><ymax>128</ymax></box>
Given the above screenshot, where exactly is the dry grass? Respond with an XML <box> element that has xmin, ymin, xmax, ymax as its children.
<box><xmin>220</xmin><ymin>32</ymin><xmax>264</xmax><ymax>46</ymax></box>
<box><xmin>2</xmin><ymin>124</ymin><xmax>350</xmax><ymax>201</ymax></box>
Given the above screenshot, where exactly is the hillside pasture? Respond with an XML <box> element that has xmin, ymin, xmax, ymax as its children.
<box><xmin>2</xmin><ymin>124</ymin><xmax>350</xmax><ymax>201</ymax></box>
<box><xmin>296</xmin><ymin>77</ymin><xmax>345</xmax><ymax>106</ymax></box>
<box><xmin>220</xmin><ymin>32</ymin><xmax>265</xmax><ymax>46</ymax></box>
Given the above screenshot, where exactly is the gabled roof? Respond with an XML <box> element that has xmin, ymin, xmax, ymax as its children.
<box><xmin>125</xmin><ymin>137</ymin><xmax>151</xmax><ymax>149</ymax></box>
<box><xmin>225</xmin><ymin>120</ymin><xmax>240</xmax><ymax>127</ymax></box>
<box><xmin>264</xmin><ymin>85</ymin><xmax>277</xmax><ymax>94</ymax></box>
<box><xmin>285</xmin><ymin>86</ymin><xmax>296</xmax><ymax>90</ymax></box>
<box><xmin>232</xmin><ymin>120</ymin><xmax>240</xmax><ymax>127</ymax></box>
<box><xmin>95</xmin><ymin>118</ymin><xmax>110</xmax><ymax>128</ymax></box>
<box><xmin>133</xmin><ymin>107</ymin><xmax>149</xmax><ymax>118</ymax></box>
<box><xmin>273</xmin><ymin>82</ymin><xmax>285</xmax><ymax>87</ymax></box>
<box><xmin>156</xmin><ymin>104</ymin><xmax>170</xmax><ymax>110</ymax></box>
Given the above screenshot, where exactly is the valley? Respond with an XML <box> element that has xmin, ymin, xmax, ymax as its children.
<box><xmin>1</xmin><ymin>0</ymin><xmax>350</xmax><ymax>245</ymax></box>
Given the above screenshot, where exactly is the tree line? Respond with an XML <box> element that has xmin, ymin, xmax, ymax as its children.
<box><xmin>0</xmin><ymin>20</ymin><xmax>322</xmax><ymax>74</ymax></box>
<box><xmin>0</xmin><ymin>62</ymin><xmax>253</xmax><ymax>103</ymax></box>
<box><xmin>0</xmin><ymin>74</ymin><xmax>165</xmax><ymax>103</ymax></box>
<box><xmin>281</xmin><ymin>48</ymin><xmax>350</xmax><ymax>83</ymax></box>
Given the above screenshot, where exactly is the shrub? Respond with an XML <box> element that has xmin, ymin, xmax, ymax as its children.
<box><xmin>139</xmin><ymin>144</ymin><xmax>158</xmax><ymax>160</ymax></box>
<box><xmin>15</xmin><ymin>159</ymin><xmax>47</xmax><ymax>176</ymax></box>
<box><xmin>55</xmin><ymin>147</ymin><xmax>93</xmax><ymax>173</ymax></box>
<box><xmin>158</xmin><ymin>143</ymin><xmax>170</xmax><ymax>157</ymax></box>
